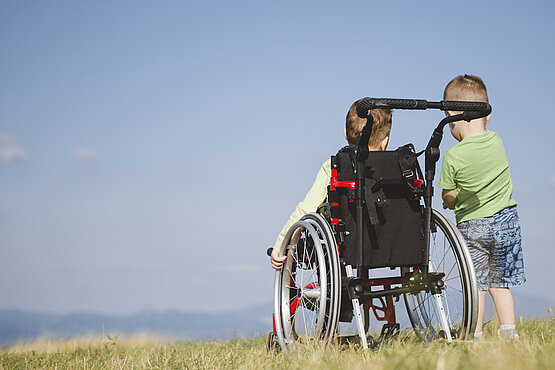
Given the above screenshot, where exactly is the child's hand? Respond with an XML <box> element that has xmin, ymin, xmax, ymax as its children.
<box><xmin>443</xmin><ymin>201</ymin><xmax>455</xmax><ymax>210</ymax></box>
<box><xmin>271</xmin><ymin>248</ymin><xmax>287</xmax><ymax>270</ymax></box>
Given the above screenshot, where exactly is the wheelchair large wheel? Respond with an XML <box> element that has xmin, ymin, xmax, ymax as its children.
<box><xmin>403</xmin><ymin>209</ymin><xmax>478</xmax><ymax>342</ymax></box>
<box><xmin>273</xmin><ymin>213</ymin><xmax>341</xmax><ymax>354</ymax></box>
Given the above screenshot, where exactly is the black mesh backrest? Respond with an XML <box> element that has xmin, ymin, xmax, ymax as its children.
<box><xmin>330</xmin><ymin>148</ymin><xmax>425</xmax><ymax>268</ymax></box>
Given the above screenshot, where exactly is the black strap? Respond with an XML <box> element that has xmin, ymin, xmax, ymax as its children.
<box><xmin>397</xmin><ymin>143</ymin><xmax>422</xmax><ymax>182</ymax></box>
<box><xmin>363</xmin><ymin>177</ymin><xmax>381</xmax><ymax>225</ymax></box>
<box><xmin>371</xmin><ymin>179</ymin><xmax>390</xmax><ymax>208</ymax></box>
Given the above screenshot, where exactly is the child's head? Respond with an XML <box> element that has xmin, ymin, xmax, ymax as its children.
<box><xmin>443</xmin><ymin>74</ymin><xmax>488</xmax><ymax>103</ymax></box>
<box><xmin>444</xmin><ymin>75</ymin><xmax>490</xmax><ymax>141</ymax></box>
<box><xmin>346</xmin><ymin>99</ymin><xmax>392</xmax><ymax>150</ymax></box>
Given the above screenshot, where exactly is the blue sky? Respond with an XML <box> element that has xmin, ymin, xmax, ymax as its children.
<box><xmin>1</xmin><ymin>1</ymin><xmax>554</xmax><ymax>315</ymax></box>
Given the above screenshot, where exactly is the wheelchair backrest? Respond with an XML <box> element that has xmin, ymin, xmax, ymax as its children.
<box><xmin>328</xmin><ymin>146</ymin><xmax>425</xmax><ymax>268</ymax></box>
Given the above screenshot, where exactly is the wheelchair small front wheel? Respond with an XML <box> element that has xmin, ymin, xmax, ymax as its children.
<box><xmin>403</xmin><ymin>209</ymin><xmax>478</xmax><ymax>342</ymax></box>
<box><xmin>273</xmin><ymin>213</ymin><xmax>341</xmax><ymax>354</ymax></box>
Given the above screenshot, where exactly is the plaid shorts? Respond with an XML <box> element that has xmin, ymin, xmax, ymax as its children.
<box><xmin>457</xmin><ymin>207</ymin><xmax>526</xmax><ymax>291</ymax></box>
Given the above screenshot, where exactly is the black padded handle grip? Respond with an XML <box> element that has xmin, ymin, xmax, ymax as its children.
<box><xmin>356</xmin><ymin>97</ymin><xmax>492</xmax><ymax>118</ymax></box>
<box><xmin>461</xmin><ymin>110</ymin><xmax>491</xmax><ymax>121</ymax></box>
<box><xmin>356</xmin><ymin>98</ymin><xmax>428</xmax><ymax>117</ymax></box>
<box><xmin>441</xmin><ymin>101</ymin><xmax>491</xmax><ymax>113</ymax></box>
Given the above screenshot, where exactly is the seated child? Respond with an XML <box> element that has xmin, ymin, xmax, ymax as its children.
<box><xmin>270</xmin><ymin>100</ymin><xmax>392</xmax><ymax>269</ymax></box>
<box><xmin>439</xmin><ymin>75</ymin><xmax>525</xmax><ymax>340</ymax></box>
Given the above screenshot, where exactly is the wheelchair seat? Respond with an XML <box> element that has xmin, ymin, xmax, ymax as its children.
<box><xmin>328</xmin><ymin>145</ymin><xmax>424</xmax><ymax>268</ymax></box>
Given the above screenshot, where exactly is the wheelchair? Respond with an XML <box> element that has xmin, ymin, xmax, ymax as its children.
<box><xmin>269</xmin><ymin>98</ymin><xmax>491</xmax><ymax>353</ymax></box>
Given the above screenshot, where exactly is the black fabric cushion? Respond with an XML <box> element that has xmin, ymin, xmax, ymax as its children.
<box><xmin>333</xmin><ymin>149</ymin><xmax>424</xmax><ymax>268</ymax></box>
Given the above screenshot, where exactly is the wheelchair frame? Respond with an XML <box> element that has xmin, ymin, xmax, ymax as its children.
<box><xmin>270</xmin><ymin>98</ymin><xmax>491</xmax><ymax>353</ymax></box>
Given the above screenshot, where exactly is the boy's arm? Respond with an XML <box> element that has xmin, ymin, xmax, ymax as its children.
<box><xmin>438</xmin><ymin>150</ymin><xmax>457</xmax><ymax>210</ymax></box>
<box><xmin>442</xmin><ymin>189</ymin><xmax>457</xmax><ymax>210</ymax></box>
<box><xmin>271</xmin><ymin>159</ymin><xmax>331</xmax><ymax>269</ymax></box>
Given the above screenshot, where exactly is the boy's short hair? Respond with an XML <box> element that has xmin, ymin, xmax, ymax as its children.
<box><xmin>444</xmin><ymin>74</ymin><xmax>489</xmax><ymax>103</ymax></box>
<box><xmin>346</xmin><ymin>99</ymin><xmax>392</xmax><ymax>147</ymax></box>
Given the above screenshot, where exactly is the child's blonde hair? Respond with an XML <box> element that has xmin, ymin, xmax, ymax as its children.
<box><xmin>444</xmin><ymin>74</ymin><xmax>489</xmax><ymax>103</ymax></box>
<box><xmin>345</xmin><ymin>99</ymin><xmax>392</xmax><ymax>147</ymax></box>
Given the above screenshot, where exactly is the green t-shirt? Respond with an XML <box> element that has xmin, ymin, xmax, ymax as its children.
<box><xmin>438</xmin><ymin>131</ymin><xmax>517</xmax><ymax>224</ymax></box>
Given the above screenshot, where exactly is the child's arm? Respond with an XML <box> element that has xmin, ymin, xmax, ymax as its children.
<box><xmin>442</xmin><ymin>189</ymin><xmax>457</xmax><ymax>210</ymax></box>
<box><xmin>271</xmin><ymin>159</ymin><xmax>331</xmax><ymax>269</ymax></box>
<box><xmin>438</xmin><ymin>150</ymin><xmax>457</xmax><ymax>210</ymax></box>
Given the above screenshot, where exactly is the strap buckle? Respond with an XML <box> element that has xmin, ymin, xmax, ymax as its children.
<box><xmin>402</xmin><ymin>168</ymin><xmax>414</xmax><ymax>179</ymax></box>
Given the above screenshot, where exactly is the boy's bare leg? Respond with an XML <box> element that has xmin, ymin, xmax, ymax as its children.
<box><xmin>475</xmin><ymin>290</ymin><xmax>487</xmax><ymax>333</ymax></box>
<box><xmin>489</xmin><ymin>287</ymin><xmax>516</xmax><ymax>325</ymax></box>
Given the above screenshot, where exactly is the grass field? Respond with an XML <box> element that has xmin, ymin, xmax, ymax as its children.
<box><xmin>1</xmin><ymin>319</ymin><xmax>553</xmax><ymax>369</ymax></box>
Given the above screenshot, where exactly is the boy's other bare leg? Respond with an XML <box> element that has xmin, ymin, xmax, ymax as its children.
<box><xmin>489</xmin><ymin>287</ymin><xmax>516</xmax><ymax>324</ymax></box>
<box><xmin>475</xmin><ymin>290</ymin><xmax>488</xmax><ymax>333</ymax></box>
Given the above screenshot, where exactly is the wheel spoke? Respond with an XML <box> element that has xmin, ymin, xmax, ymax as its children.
<box><xmin>445</xmin><ymin>263</ymin><xmax>458</xmax><ymax>276</ymax></box>
<box><xmin>404</xmin><ymin>210</ymin><xmax>477</xmax><ymax>342</ymax></box>
<box><xmin>444</xmin><ymin>276</ymin><xmax>463</xmax><ymax>286</ymax></box>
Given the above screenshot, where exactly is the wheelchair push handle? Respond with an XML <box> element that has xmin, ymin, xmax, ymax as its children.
<box><xmin>441</xmin><ymin>100</ymin><xmax>491</xmax><ymax>113</ymax></box>
<box><xmin>356</xmin><ymin>98</ymin><xmax>428</xmax><ymax>117</ymax></box>
<box><xmin>356</xmin><ymin>97</ymin><xmax>492</xmax><ymax>121</ymax></box>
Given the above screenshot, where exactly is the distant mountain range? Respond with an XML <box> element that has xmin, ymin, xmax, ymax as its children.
<box><xmin>1</xmin><ymin>291</ymin><xmax>552</xmax><ymax>346</ymax></box>
<box><xmin>0</xmin><ymin>303</ymin><xmax>273</xmax><ymax>346</ymax></box>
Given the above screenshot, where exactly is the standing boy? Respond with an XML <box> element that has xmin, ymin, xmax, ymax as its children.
<box><xmin>439</xmin><ymin>75</ymin><xmax>525</xmax><ymax>340</ymax></box>
<box><xmin>271</xmin><ymin>100</ymin><xmax>392</xmax><ymax>269</ymax></box>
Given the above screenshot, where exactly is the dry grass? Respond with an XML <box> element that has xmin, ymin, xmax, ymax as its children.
<box><xmin>1</xmin><ymin>319</ymin><xmax>553</xmax><ymax>369</ymax></box>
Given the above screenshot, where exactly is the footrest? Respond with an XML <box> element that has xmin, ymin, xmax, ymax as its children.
<box><xmin>266</xmin><ymin>331</ymin><xmax>280</xmax><ymax>352</ymax></box>
<box><xmin>377</xmin><ymin>323</ymin><xmax>400</xmax><ymax>343</ymax></box>
<box><xmin>336</xmin><ymin>334</ymin><xmax>376</xmax><ymax>349</ymax></box>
